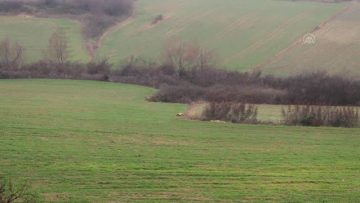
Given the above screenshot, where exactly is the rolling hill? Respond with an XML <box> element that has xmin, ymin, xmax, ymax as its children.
<box><xmin>96</xmin><ymin>0</ymin><xmax>344</xmax><ymax>71</ymax></box>
<box><xmin>0</xmin><ymin>0</ymin><xmax>352</xmax><ymax>74</ymax></box>
<box><xmin>260</xmin><ymin>2</ymin><xmax>360</xmax><ymax>78</ymax></box>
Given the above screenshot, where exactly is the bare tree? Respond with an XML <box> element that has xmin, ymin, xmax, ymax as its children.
<box><xmin>46</xmin><ymin>28</ymin><xmax>69</xmax><ymax>64</ymax></box>
<box><xmin>197</xmin><ymin>47</ymin><xmax>215</xmax><ymax>70</ymax></box>
<box><xmin>164</xmin><ymin>39</ymin><xmax>215</xmax><ymax>75</ymax></box>
<box><xmin>0</xmin><ymin>38</ymin><xmax>24</xmax><ymax>69</ymax></box>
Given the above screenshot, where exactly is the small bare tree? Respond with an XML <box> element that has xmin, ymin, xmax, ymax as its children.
<box><xmin>164</xmin><ymin>39</ymin><xmax>215</xmax><ymax>75</ymax></box>
<box><xmin>46</xmin><ymin>28</ymin><xmax>69</xmax><ymax>64</ymax></box>
<box><xmin>197</xmin><ymin>47</ymin><xmax>215</xmax><ymax>70</ymax></box>
<box><xmin>0</xmin><ymin>38</ymin><xmax>24</xmax><ymax>69</ymax></box>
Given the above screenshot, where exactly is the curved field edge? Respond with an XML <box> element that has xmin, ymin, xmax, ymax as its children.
<box><xmin>0</xmin><ymin>16</ymin><xmax>89</xmax><ymax>62</ymax></box>
<box><xmin>96</xmin><ymin>0</ymin><xmax>344</xmax><ymax>71</ymax></box>
<box><xmin>0</xmin><ymin>79</ymin><xmax>359</xmax><ymax>202</ymax></box>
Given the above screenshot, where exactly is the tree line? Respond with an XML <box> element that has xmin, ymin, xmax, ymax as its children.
<box><xmin>1</xmin><ymin>37</ymin><xmax>360</xmax><ymax>107</ymax></box>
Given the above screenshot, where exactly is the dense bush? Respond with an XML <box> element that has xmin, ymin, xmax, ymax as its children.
<box><xmin>202</xmin><ymin>102</ymin><xmax>258</xmax><ymax>124</ymax></box>
<box><xmin>125</xmin><ymin>62</ymin><xmax>360</xmax><ymax>106</ymax></box>
<box><xmin>282</xmin><ymin>105</ymin><xmax>359</xmax><ymax>128</ymax></box>
<box><xmin>149</xmin><ymin>84</ymin><xmax>286</xmax><ymax>104</ymax></box>
<box><xmin>280</xmin><ymin>72</ymin><xmax>360</xmax><ymax>106</ymax></box>
<box><xmin>149</xmin><ymin>85</ymin><xmax>205</xmax><ymax>103</ymax></box>
<box><xmin>0</xmin><ymin>1</ymin><xmax>27</xmax><ymax>13</ymax></box>
<box><xmin>110</xmin><ymin>60</ymin><xmax>274</xmax><ymax>88</ymax></box>
<box><xmin>109</xmin><ymin>61</ymin><xmax>189</xmax><ymax>87</ymax></box>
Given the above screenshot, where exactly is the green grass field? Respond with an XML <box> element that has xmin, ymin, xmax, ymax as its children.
<box><xmin>0</xmin><ymin>79</ymin><xmax>359</xmax><ymax>202</ymax></box>
<box><xmin>0</xmin><ymin>16</ymin><xmax>89</xmax><ymax>62</ymax></box>
<box><xmin>96</xmin><ymin>0</ymin><xmax>343</xmax><ymax>70</ymax></box>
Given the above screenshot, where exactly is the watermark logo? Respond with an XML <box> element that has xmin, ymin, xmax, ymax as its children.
<box><xmin>303</xmin><ymin>33</ymin><xmax>316</xmax><ymax>45</ymax></box>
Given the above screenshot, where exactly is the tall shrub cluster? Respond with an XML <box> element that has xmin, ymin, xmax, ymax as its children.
<box><xmin>122</xmin><ymin>63</ymin><xmax>360</xmax><ymax>106</ymax></box>
<box><xmin>280</xmin><ymin>72</ymin><xmax>360</xmax><ymax>106</ymax></box>
<box><xmin>282</xmin><ymin>105</ymin><xmax>359</xmax><ymax>128</ymax></box>
<box><xmin>202</xmin><ymin>102</ymin><xmax>258</xmax><ymax>124</ymax></box>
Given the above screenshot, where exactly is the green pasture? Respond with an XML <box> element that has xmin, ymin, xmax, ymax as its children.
<box><xmin>0</xmin><ymin>79</ymin><xmax>359</xmax><ymax>202</ymax></box>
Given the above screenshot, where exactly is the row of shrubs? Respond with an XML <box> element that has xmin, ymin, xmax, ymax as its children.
<box><xmin>118</xmin><ymin>62</ymin><xmax>360</xmax><ymax>106</ymax></box>
<box><xmin>0</xmin><ymin>60</ymin><xmax>112</xmax><ymax>81</ymax></box>
<box><xmin>1</xmin><ymin>59</ymin><xmax>360</xmax><ymax>106</ymax></box>
<box><xmin>202</xmin><ymin>102</ymin><xmax>258</xmax><ymax>124</ymax></box>
<box><xmin>282</xmin><ymin>105</ymin><xmax>359</xmax><ymax>128</ymax></box>
<box><xmin>2</xmin><ymin>35</ymin><xmax>360</xmax><ymax>106</ymax></box>
<box><xmin>148</xmin><ymin>84</ymin><xmax>286</xmax><ymax>104</ymax></box>
<box><xmin>190</xmin><ymin>102</ymin><xmax>359</xmax><ymax>128</ymax></box>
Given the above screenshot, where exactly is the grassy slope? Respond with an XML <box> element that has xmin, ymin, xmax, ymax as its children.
<box><xmin>0</xmin><ymin>16</ymin><xmax>89</xmax><ymax>62</ymax></box>
<box><xmin>0</xmin><ymin>79</ymin><xmax>359</xmax><ymax>202</ymax></box>
<box><xmin>97</xmin><ymin>0</ymin><xmax>343</xmax><ymax>71</ymax></box>
<box><xmin>261</xmin><ymin>2</ymin><xmax>360</xmax><ymax>78</ymax></box>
